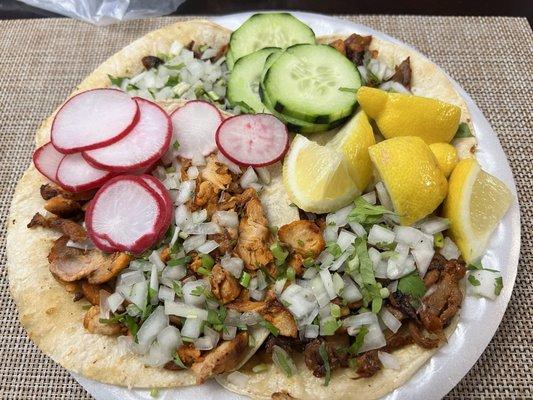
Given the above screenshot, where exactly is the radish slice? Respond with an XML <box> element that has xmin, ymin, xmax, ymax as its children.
<box><xmin>170</xmin><ymin>101</ymin><xmax>222</xmax><ymax>159</ymax></box>
<box><xmin>83</xmin><ymin>98</ymin><xmax>171</xmax><ymax>172</ymax></box>
<box><xmin>56</xmin><ymin>153</ymin><xmax>112</xmax><ymax>192</ymax></box>
<box><xmin>51</xmin><ymin>88</ymin><xmax>139</xmax><ymax>153</ymax></box>
<box><xmin>140</xmin><ymin>175</ymin><xmax>173</xmax><ymax>239</ymax></box>
<box><xmin>32</xmin><ymin>142</ymin><xmax>65</xmax><ymax>183</ymax></box>
<box><xmin>85</xmin><ymin>175</ymin><xmax>164</xmax><ymax>254</ymax></box>
<box><xmin>215</xmin><ymin>114</ymin><xmax>289</xmax><ymax>167</ymax></box>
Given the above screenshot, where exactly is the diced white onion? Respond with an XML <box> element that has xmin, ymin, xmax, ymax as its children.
<box><xmin>183</xmin><ymin>280</ymin><xmax>209</xmax><ymax>307</ymax></box>
<box><xmin>467</xmin><ymin>269</ymin><xmax>502</xmax><ymax>300</ymax></box>
<box><xmin>176</xmin><ymin>180</ymin><xmax>196</xmax><ymax>205</ymax></box>
<box><xmin>323</xmin><ymin>225</ymin><xmax>338</xmax><ymax>243</ymax></box>
<box><xmin>280</xmin><ymin>284</ymin><xmax>318</xmax><ymax>324</ymax></box>
<box><xmin>99</xmin><ymin>290</ymin><xmax>111</xmax><ymax>319</ymax></box>
<box><xmin>191</xmin><ymin>153</ymin><xmax>206</xmax><ymax>166</ymax></box>
<box><xmin>158</xmin><ymin>285</ymin><xmax>175</xmax><ymax>302</ymax></box>
<box><xmin>182</xmin><ymin>317</ymin><xmax>203</xmax><ymax>339</ymax></box>
<box><xmin>341</xmin><ymin>276</ymin><xmax>363</xmax><ymax>303</ymax></box>
<box><xmin>226</xmin><ymin>371</ymin><xmax>250</xmax><ymax>387</ymax></box>
<box><xmin>255</xmin><ymin>167</ymin><xmax>271</xmax><ymax>184</ymax></box>
<box><xmin>184</xmin><ymin>222</ymin><xmax>221</xmax><ymax>235</ymax></box>
<box><xmin>213</xmin><ymin>210</ymin><xmax>239</xmax><ymax>228</ymax></box>
<box><xmin>419</xmin><ymin>217</ymin><xmax>450</xmax><ymax>234</ymax></box>
<box><xmin>343</xmin><ymin>312</ymin><xmax>378</xmax><ymax>329</ymax></box>
<box><xmin>332</xmin><ymin>272</ymin><xmax>345</xmax><ymax>295</ymax></box>
<box><xmin>192</xmin><ymin>209</ymin><xmax>208</xmax><ymax>224</ymax></box>
<box><xmin>359</xmin><ymin>323</ymin><xmax>387</xmax><ymax>353</ymax></box>
<box><xmin>329</xmin><ymin>251</ymin><xmax>350</xmax><ymax>272</ymax></box>
<box><xmin>240</xmin><ymin>167</ymin><xmax>259</xmax><ymax>188</ymax></box>
<box><xmin>137</xmin><ymin>306</ymin><xmax>168</xmax><ymax>353</ymax></box>
<box><xmin>250</xmin><ymin>289</ymin><xmax>265</xmax><ymax>301</ymax></box>
<box><xmin>326</xmin><ymin>204</ymin><xmax>353</xmax><ymax>227</ymax></box>
<box><xmin>412</xmin><ymin>246</ymin><xmax>435</xmax><ymax>277</ymax></box>
<box><xmin>240</xmin><ymin>311</ymin><xmax>262</xmax><ymax>325</ymax></box>
<box><xmin>337</xmin><ymin>229</ymin><xmax>357</xmax><ymax>252</ymax></box>
<box><xmin>126</xmin><ymin>280</ymin><xmax>148</xmax><ymax>311</ymax></box>
<box><xmin>274</xmin><ymin>277</ymin><xmax>287</xmax><ymax>295</ymax></box>
<box><xmin>216</xmin><ymin>151</ymin><xmax>241</xmax><ymax>174</ymax></box>
<box><xmin>362</xmin><ymin>191</ymin><xmax>377</xmax><ymax>205</ymax></box>
<box><xmin>222</xmin><ymin>325</ymin><xmax>237</xmax><ymax>340</ymax></box>
<box><xmin>375</xmin><ymin>182</ymin><xmax>393</xmax><ymax>211</ymax></box>
<box><xmin>368</xmin><ymin>225</ymin><xmax>395</xmax><ymax>245</ymax></box>
<box><xmin>162</xmin><ymin>264</ymin><xmax>187</xmax><ymax>281</ymax></box>
<box><xmin>106</xmin><ymin>292</ymin><xmax>124</xmax><ymax>313</ymax></box>
<box><xmin>175</xmin><ymin>204</ymin><xmax>191</xmax><ymax>227</ymax></box>
<box><xmin>379</xmin><ymin>308</ymin><xmax>402</xmax><ymax>333</ymax></box>
<box><xmin>302</xmin><ymin>267</ymin><xmax>318</xmax><ymax>280</ymax></box>
<box><xmin>304</xmin><ymin>324</ymin><xmax>319</xmax><ymax>339</ymax></box>
<box><xmin>221</xmin><ymin>255</ymin><xmax>244</xmax><ymax>278</ymax></box>
<box><xmin>116</xmin><ymin>270</ymin><xmax>145</xmax><ymax>288</ymax></box>
<box><xmin>349</xmin><ymin>221</ymin><xmax>367</xmax><ymax>237</ymax></box>
<box><xmin>378</xmin><ymin>351</ymin><xmax>401</xmax><ymax>370</ymax></box>
<box><xmin>310</xmin><ymin>276</ymin><xmax>330</xmax><ymax>307</ymax></box>
<box><xmin>378</xmin><ymin>81</ymin><xmax>410</xmax><ymax>94</ymax></box>
<box><xmin>440</xmin><ymin>237</ymin><xmax>461</xmax><ymax>260</ymax></box>
<box><xmin>183</xmin><ymin>234</ymin><xmax>207</xmax><ymax>253</ymax></box>
<box><xmin>196</xmin><ymin>240</ymin><xmax>219</xmax><ymax>254</ymax></box>
<box><xmin>164</xmin><ymin>300</ymin><xmax>208</xmax><ymax>320</ymax></box>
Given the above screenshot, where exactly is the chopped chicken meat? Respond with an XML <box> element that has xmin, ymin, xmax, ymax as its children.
<box><xmin>227</xmin><ymin>299</ymin><xmax>297</xmax><ymax>338</ymax></box>
<box><xmin>28</xmin><ymin>212</ymin><xmax>87</xmax><ymax>243</ymax></box>
<box><xmin>44</xmin><ymin>196</ymin><xmax>82</xmax><ymax>218</ymax></box>
<box><xmin>48</xmin><ymin>236</ymin><xmax>129</xmax><ymax>283</ymax></box>
<box><xmin>177</xmin><ymin>343</ymin><xmax>203</xmax><ymax>367</ymax></box>
<box><xmin>278</xmin><ymin>220</ymin><xmax>325</xmax><ymax>276</ymax></box>
<box><xmin>201</xmin><ymin>155</ymin><xmax>232</xmax><ymax>190</ymax></box>
<box><xmin>191</xmin><ymin>331</ymin><xmax>249</xmax><ymax>383</ymax></box>
<box><xmin>87</xmin><ymin>253</ymin><xmax>131</xmax><ymax>284</ymax></box>
<box><xmin>40</xmin><ymin>183</ymin><xmax>93</xmax><ymax>202</ymax></box>
<box><xmin>210</xmin><ymin>264</ymin><xmax>241</xmax><ymax>304</ymax></box>
<box><xmin>81</xmin><ymin>281</ymin><xmax>100</xmax><ymax>305</ymax></box>
<box><xmin>235</xmin><ymin>196</ymin><xmax>273</xmax><ymax>270</ymax></box>
<box><xmin>83</xmin><ymin>306</ymin><xmax>122</xmax><ymax>335</ymax></box>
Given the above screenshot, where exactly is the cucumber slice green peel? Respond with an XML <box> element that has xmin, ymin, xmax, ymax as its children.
<box><xmin>262</xmin><ymin>44</ymin><xmax>361</xmax><ymax>124</ymax></box>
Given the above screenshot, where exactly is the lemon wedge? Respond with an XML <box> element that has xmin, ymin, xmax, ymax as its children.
<box><xmin>283</xmin><ymin>135</ymin><xmax>360</xmax><ymax>213</ymax></box>
<box><xmin>328</xmin><ymin>110</ymin><xmax>375</xmax><ymax>192</ymax></box>
<box><xmin>357</xmin><ymin>86</ymin><xmax>461</xmax><ymax>144</ymax></box>
<box><xmin>368</xmin><ymin>136</ymin><xmax>448</xmax><ymax>225</ymax></box>
<box><xmin>429</xmin><ymin>142</ymin><xmax>458</xmax><ymax>178</ymax></box>
<box><xmin>443</xmin><ymin>158</ymin><xmax>512</xmax><ymax>262</ymax></box>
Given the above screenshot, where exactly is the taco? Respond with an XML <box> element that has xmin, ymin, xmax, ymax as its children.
<box><xmin>7</xmin><ymin>12</ymin><xmax>510</xmax><ymax>399</ymax></box>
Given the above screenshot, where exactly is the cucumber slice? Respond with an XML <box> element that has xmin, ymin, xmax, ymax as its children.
<box><xmin>260</xmin><ymin>86</ymin><xmax>348</xmax><ymax>134</ymax></box>
<box><xmin>227</xmin><ymin>48</ymin><xmax>281</xmax><ymax>113</ymax></box>
<box><xmin>229</xmin><ymin>13</ymin><xmax>315</xmax><ymax>65</ymax></box>
<box><xmin>226</xmin><ymin>49</ymin><xmax>235</xmax><ymax>70</ymax></box>
<box><xmin>261</xmin><ymin>50</ymin><xmax>283</xmax><ymax>83</ymax></box>
<box><xmin>263</xmin><ymin>44</ymin><xmax>361</xmax><ymax>123</ymax></box>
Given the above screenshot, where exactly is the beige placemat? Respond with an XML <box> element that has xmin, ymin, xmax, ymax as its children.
<box><xmin>0</xmin><ymin>15</ymin><xmax>531</xmax><ymax>399</ymax></box>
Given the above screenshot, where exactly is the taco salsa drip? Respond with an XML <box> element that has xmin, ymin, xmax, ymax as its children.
<box><xmin>12</xmin><ymin>11</ymin><xmax>512</xmax><ymax>400</ymax></box>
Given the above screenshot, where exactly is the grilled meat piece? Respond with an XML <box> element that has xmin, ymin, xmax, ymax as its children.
<box><xmin>419</xmin><ymin>258</ymin><xmax>466</xmax><ymax>332</ymax></box>
<box><xmin>141</xmin><ymin>55</ymin><xmax>164</xmax><ymax>69</ymax></box>
<box><xmin>81</xmin><ymin>281</ymin><xmax>101</xmax><ymax>305</ymax></box>
<box><xmin>304</xmin><ymin>337</ymin><xmax>348</xmax><ymax>378</ymax></box>
<box><xmin>48</xmin><ymin>236</ymin><xmax>129</xmax><ymax>283</ymax></box>
<box><xmin>28</xmin><ymin>212</ymin><xmax>87</xmax><ymax>242</ymax></box>
<box><xmin>191</xmin><ymin>331</ymin><xmax>248</xmax><ymax>383</ymax></box>
<box><xmin>329</xmin><ymin>38</ymin><xmax>346</xmax><ymax>55</ymax></box>
<box><xmin>388</xmin><ymin>57</ymin><xmax>412</xmax><ymax>89</ymax></box>
<box><xmin>264</xmin><ymin>336</ymin><xmax>307</xmax><ymax>355</ymax></box>
<box><xmin>354</xmin><ymin>350</ymin><xmax>381</xmax><ymax>378</ymax></box>
<box><xmin>344</xmin><ymin>33</ymin><xmax>372</xmax><ymax>65</ymax></box>
<box><xmin>408</xmin><ymin>321</ymin><xmax>440</xmax><ymax>349</ymax></box>
<box><xmin>227</xmin><ymin>299</ymin><xmax>297</xmax><ymax>338</ymax></box>
<box><xmin>44</xmin><ymin>196</ymin><xmax>82</xmax><ymax>218</ymax></box>
<box><xmin>210</xmin><ymin>264</ymin><xmax>241</xmax><ymax>304</ymax></box>
<box><xmin>40</xmin><ymin>183</ymin><xmax>93</xmax><ymax>202</ymax></box>
<box><xmin>389</xmin><ymin>290</ymin><xmax>419</xmax><ymax>321</ymax></box>
<box><xmin>83</xmin><ymin>306</ymin><xmax>122</xmax><ymax>335</ymax></box>
<box><xmin>236</xmin><ymin>195</ymin><xmax>273</xmax><ymax>270</ymax></box>
<box><xmin>278</xmin><ymin>220</ymin><xmax>325</xmax><ymax>276</ymax></box>
<box><xmin>178</xmin><ymin>343</ymin><xmax>203</xmax><ymax>367</ymax></box>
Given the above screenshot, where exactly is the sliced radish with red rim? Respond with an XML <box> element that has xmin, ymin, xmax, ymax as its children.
<box><xmin>32</xmin><ymin>142</ymin><xmax>65</xmax><ymax>183</ymax></box>
<box><xmin>140</xmin><ymin>175</ymin><xmax>173</xmax><ymax>240</ymax></box>
<box><xmin>170</xmin><ymin>100</ymin><xmax>223</xmax><ymax>159</ymax></box>
<box><xmin>83</xmin><ymin>98</ymin><xmax>171</xmax><ymax>173</ymax></box>
<box><xmin>51</xmin><ymin>88</ymin><xmax>139</xmax><ymax>153</ymax></box>
<box><xmin>56</xmin><ymin>153</ymin><xmax>112</xmax><ymax>192</ymax></box>
<box><xmin>215</xmin><ymin>114</ymin><xmax>289</xmax><ymax>167</ymax></box>
<box><xmin>85</xmin><ymin>175</ymin><xmax>165</xmax><ymax>254</ymax></box>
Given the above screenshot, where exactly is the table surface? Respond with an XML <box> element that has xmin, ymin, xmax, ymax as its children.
<box><xmin>0</xmin><ymin>14</ymin><xmax>532</xmax><ymax>400</ymax></box>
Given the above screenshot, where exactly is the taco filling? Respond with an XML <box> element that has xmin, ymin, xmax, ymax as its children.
<box><xmin>12</xmin><ymin>12</ymin><xmax>513</xmax><ymax>400</ymax></box>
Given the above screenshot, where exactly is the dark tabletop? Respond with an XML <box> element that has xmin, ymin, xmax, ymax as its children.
<box><xmin>1</xmin><ymin>0</ymin><xmax>531</xmax><ymax>20</ymax></box>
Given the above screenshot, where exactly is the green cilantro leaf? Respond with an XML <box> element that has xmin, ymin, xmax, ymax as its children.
<box><xmin>348</xmin><ymin>197</ymin><xmax>395</xmax><ymax>225</ymax></box>
<box><xmin>468</xmin><ymin>274</ymin><xmax>481</xmax><ymax>286</ymax></box>
<box><xmin>318</xmin><ymin>342</ymin><xmax>331</xmax><ymax>386</ymax></box>
<box><xmin>398</xmin><ymin>273</ymin><xmax>426</xmax><ymax>299</ymax></box>
<box><xmin>494</xmin><ymin>276</ymin><xmax>503</xmax><ymax>295</ymax></box>
<box><xmin>454</xmin><ymin>122</ymin><xmax>473</xmax><ymax>138</ymax></box>
<box><xmin>348</xmin><ymin>326</ymin><xmax>369</xmax><ymax>355</ymax></box>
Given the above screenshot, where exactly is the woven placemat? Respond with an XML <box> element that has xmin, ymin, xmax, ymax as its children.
<box><xmin>0</xmin><ymin>15</ymin><xmax>531</xmax><ymax>399</ymax></box>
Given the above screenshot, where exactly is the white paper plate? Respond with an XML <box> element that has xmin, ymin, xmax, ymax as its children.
<box><xmin>73</xmin><ymin>12</ymin><xmax>521</xmax><ymax>400</ymax></box>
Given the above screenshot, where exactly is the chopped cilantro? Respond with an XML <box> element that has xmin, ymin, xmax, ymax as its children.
<box><xmin>239</xmin><ymin>271</ymin><xmax>251</xmax><ymax>288</ymax></box>
<box><xmin>260</xmin><ymin>319</ymin><xmax>280</xmax><ymax>336</ymax></box>
<box><xmin>326</xmin><ymin>242</ymin><xmax>342</xmax><ymax>258</ymax></box>
<box><xmin>348</xmin><ymin>326</ymin><xmax>369</xmax><ymax>355</ymax></box>
<box><xmin>286</xmin><ymin>266</ymin><xmax>296</xmax><ymax>282</ymax></box>
<box><xmin>201</xmin><ymin>254</ymin><xmax>215</xmax><ymax>269</ymax></box>
<box><xmin>303</xmin><ymin>257</ymin><xmax>315</xmax><ymax>268</ymax></box>
<box><xmin>166</xmin><ymin>75</ymin><xmax>181</xmax><ymax>87</ymax></box>
<box><xmin>150</xmin><ymin>388</ymin><xmax>159</xmax><ymax>398</ymax></box>
<box><xmin>468</xmin><ymin>274</ymin><xmax>481</xmax><ymax>286</ymax></box>
<box><xmin>321</xmin><ymin>318</ymin><xmax>341</xmax><ymax>335</ymax></box>
<box><xmin>172</xmin><ymin>281</ymin><xmax>183</xmax><ymax>297</ymax></box>
<box><xmin>148</xmin><ymin>287</ymin><xmax>158</xmax><ymax>303</ymax></box>
<box><xmin>107</xmin><ymin>74</ymin><xmax>124</xmax><ymax>87</ymax></box>
<box><xmin>167</xmin><ymin>255</ymin><xmax>191</xmax><ymax>267</ymax></box>
<box><xmin>252</xmin><ymin>363</ymin><xmax>269</xmax><ymax>373</ymax></box>
<box><xmin>172</xmin><ymin>140</ymin><xmax>180</xmax><ymax>151</ymax></box>
<box><xmin>82</xmin><ymin>304</ymin><xmax>92</xmax><ymax>310</ymax></box>
<box><xmin>354</xmin><ymin>237</ymin><xmax>375</xmax><ymax>285</ymax></box>
<box><xmin>233</xmin><ymin>101</ymin><xmax>255</xmax><ymax>114</ymax></box>
<box><xmin>398</xmin><ymin>273</ymin><xmax>426</xmax><ymax>299</ymax></box>
<box><xmin>166</xmin><ymin>63</ymin><xmax>185</xmax><ymax>70</ymax></box>
<box><xmin>173</xmin><ymin>353</ymin><xmax>187</xmax><ymax>369</ymax></box>
<box><xmin>318</xmin><ymin>342</ymin><xmax>331</xmax><ymax>386</ymax></box>
<box><xmin>494</xmin><ymin>276</ymin><xmax>503</xmax><ymax>295</ymax></box>
<box><xmin>330</xmin><ymin>304</ymin><xmax>341</xmax><ymax>318</ymax></box>
<box><xmin>270</xmin><ymin>242</ymin><xmax>289</xmax><ymax>266</ymax></box>
<box><xmin>434</xmin><ymin>232</ymin><xmax>444</xmax><ymax>248</ymax></box>
<box><xmin>454</xmin><ymin>122</ymin><xmax>473</xmax><ymax>138</ymax></box>
<box><xmin>348</xmin><ymin>197</ymin><xmax>395</xmax><ymax>225</ymax></box>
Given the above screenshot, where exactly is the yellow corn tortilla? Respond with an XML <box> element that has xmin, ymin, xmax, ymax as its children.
<box><xmin>7</xmin><ymin>20</ymin><xmax>473</xmax><ymax>395</ymax></box>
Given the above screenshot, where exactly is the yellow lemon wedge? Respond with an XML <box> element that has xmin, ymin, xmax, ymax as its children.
<box><xmin>283</xmin><ymin>134</ymin><xmax>360</xmax><ymax>213</ymax></box>
<box><xmin>327</xmin><ymin>110</ymin><xmax>376</xmax><ymax>192</ymax></box>
<box><xmin>368</xmin><ymin>136</ymin><xmax>448</xmax><ymax>225</ymax></box>
<box><xmin>357</xmin><ymin>86</ymin><xmax>461</xmax><ymax>144</ymax></box>
<box><xmin>430</xmin><ymin>142</ymin><xmax>459</xmax><ymax>177</ymax></box>
<box><xmin>443</xmin><ymin>158</ymin><xmax>512</xmax><ymax>262</ymax></box>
